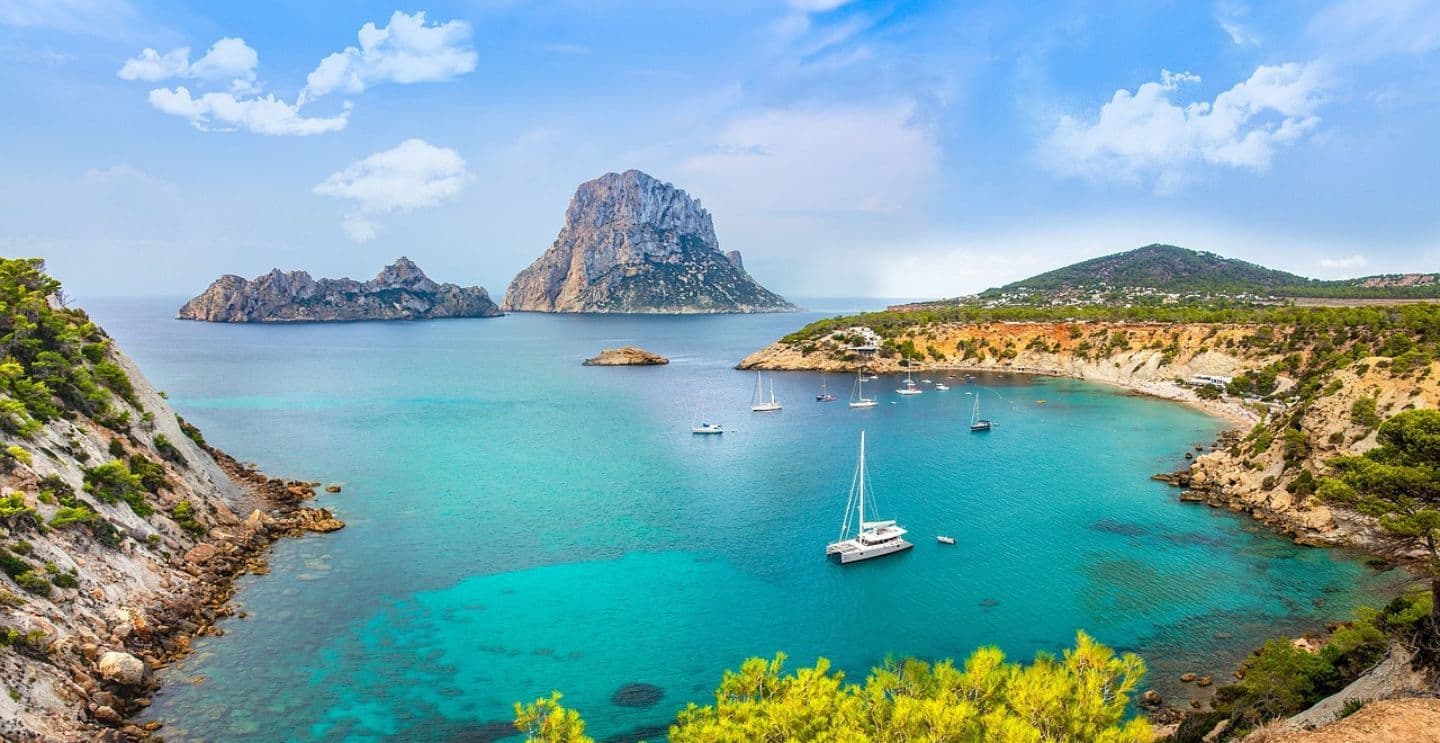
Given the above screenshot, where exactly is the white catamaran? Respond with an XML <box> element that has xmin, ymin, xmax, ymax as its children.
<box><xmin>849</xmin><ymin>369</ymin><xmax>877</xmax><ymax>408</ymax></box>
<box><xmin>691</xmin><ymin>393</ymin><xmax>723</xmax><ymax>434</ymax></box>
<box><xmin>751</xmin><ymin>371</ymin><xmax>782</xmax><ymax>412</ymax></box>
<box><xmin>827</xmin><ymin>431</ymin><xmax>913</xmax><ymax>563</ymax></box>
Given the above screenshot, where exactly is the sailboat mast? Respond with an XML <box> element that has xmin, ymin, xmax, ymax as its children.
<box><xmin>858</xmin><ymin>431</ymin><xmax>866</xmax><ymax>527</ymax></box>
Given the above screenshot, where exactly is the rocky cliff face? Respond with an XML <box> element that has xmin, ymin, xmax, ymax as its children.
<box><xmin>0</xmin><ymin>260</ymin><xmax>342</xmax><ymax>740</ymax></box>
<box><xmin>502</xmin><ymin>170</ymin><xmax>796</xmax><ymax>314</ymax></box>
<box><xmin>177</xmin><ymin>257</ymin><xmax>502</xmax><ymax>322</ymax></box>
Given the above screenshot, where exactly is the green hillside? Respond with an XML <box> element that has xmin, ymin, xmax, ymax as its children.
<box><xmin>979</xmin><ymin>244</ymin><xmax>1439</xmax><ymax>300</ymax></box>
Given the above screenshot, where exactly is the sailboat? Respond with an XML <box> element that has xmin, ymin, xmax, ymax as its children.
<box><xmin>751</xmin><ymin>371</ymin><xmax>782</xmax><ymax>412</ymax></box>
<box><xmin>826</xmin><ymin>431</ymin><xmax>913</xmax><ymax>564</ymax></box>
<box><xmin>691</xmin><ymin>393</ymin><xmax>723</xmax><ymax>434</ymax></box>
<box><xmin>897</xmin><ymin>366</ymin><xmax>923</xmax><ymax>395</ymax></box>
<box><xmin>969</xmin><ymin>391</ymin><xmax>992</xmax><ymax>432</ymax></box>
<box><xmin>848</xmin><ymin>369</ymin><xmax>877</xmax><ymax>408</ymax></box>
<box><xmin>816</xmin><ymin>373</ymin><xmax>836</xmax><ymax>402</ymax></box>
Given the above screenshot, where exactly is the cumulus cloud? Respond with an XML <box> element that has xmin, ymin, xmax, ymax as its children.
<box><xmin>1043</xmin><ymin>62</ymin><xmax>1327</xmax><ymax>193</ymax></box>
<box><xmin>680</xmin><ymin>101</ymin><xmax>938</xmax><ymax>214</ymax></box>
<box><xmin>119</xmin><ymin>37</ymin><xmax>259</xmax><ymax>92</ymax></box>
<box><xmin>300</xmin><ymin>11</ymin><xmax>476</xmax><ymax>102</ymax></box>
<box><xmin>1318</xmin><ymin>254</ymin><xmax>1367</xmax><ymax>270</ymax></box>
<box><xmin>120</xmin><ymin>11</ymin><xmax>474</xmax><ymax>136</ymax></box>
<box><xmin>314</xmin><ymin>139</ymin><xmax>470</xmax><ymax>241</ymax></box>
<box><xmin>148</xmin><ymin>87</ymin><xmax>350</xmax><ymax>135</ymax></box>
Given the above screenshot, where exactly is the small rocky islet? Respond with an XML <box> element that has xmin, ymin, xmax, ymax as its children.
<box><xmin>582</xmin><ymin>347</ymin><xmax>669</xmax><ymax>366</ymax></box>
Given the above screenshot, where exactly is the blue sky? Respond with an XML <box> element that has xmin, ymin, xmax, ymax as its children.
<box><xmin>1</xmin><ymin>0</ymin><xmax>1437</xmax><ymax>299</ymax></box>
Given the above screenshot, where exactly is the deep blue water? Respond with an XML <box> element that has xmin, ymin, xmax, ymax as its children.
<box><xmin>78</xmin><ymin>298</ymin><xmax>1401</xmax><ymax>742</ymax></box>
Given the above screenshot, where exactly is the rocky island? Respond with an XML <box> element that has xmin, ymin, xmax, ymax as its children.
<box><xmin>583</xmin><ymin>347</ymin><xmax>669</xmax><ymax>366</ymax></box>
<box><xmin>0</xmin><ymin>259</ymin><xmax>344</xmax><ymax>740</ymax></box>
<box><xmin>502</xmin><ymin>170</ymin><xmax>796</xmax><ymax>314</ymax></box>
<box><xmin>177</xmin><ymin>257</ymin><xmax>502</xmax><ymax>322</ymax></box>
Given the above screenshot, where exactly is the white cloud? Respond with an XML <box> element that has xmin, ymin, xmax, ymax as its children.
<box><xmin>1309</xmin><ymin>0</ymin><xmax>1440</xmax><ymax>58</ymax></box>
<box><xmin>1215</xmin><ymin>1</ymin><xmax>1260</xmax><ymax>45</ymax></box>
<box><xmin>148</xmin><ymin>87</ymin><xmax>350</xmax><ymax>135</ymax></box>
<box><xmin>81</xmin><ymin>163</ymin><xmax>172</xmax><ymax>190</ymax></box>
<box><xmin>0</xmin><ymin>0</ymin><xmax>135</xmax><ymax>35</ymax></box>
<box><xmin>300</xmin><ymin>11</ymin><xmax>476</xmax><ymax>102</ymax></box>
<box><xmin>120</xmin><ymin>12</ymin><xmax>474</xmax><ymax>136</ymax></box>
<box><xmin>679</xmin><ymin>101</ymin><xmax>938</xmax><ymax>214</ymax></box>
<box><xmin>314</xmin><ymin>139</ymin><xmax>470</xmax><ymax>240</ymax></box>
<box><xmin>1043</xmin><ymin>63</ymin><xmax>1327</xmax><ymax>193</ymax></box>
<box><xmin>1318</xmin><ymin>254</ymin><xmax>1367</xmax><ymax>269</ymax></box>
<box><xmin>119</xmin><ymin>37</ymin><xmax>258</xmax><ymax>92</ymax></box>
<box><xmin>786</xmin><ymin>0</ymin><xmax>855</xmax><ymax>13</ymax></box>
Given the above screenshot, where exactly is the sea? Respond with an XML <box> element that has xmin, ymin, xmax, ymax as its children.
<box><xmin>76</xmin><ymin>297</ymin><xmax>1405</xmax><ymax>742</ymax></box>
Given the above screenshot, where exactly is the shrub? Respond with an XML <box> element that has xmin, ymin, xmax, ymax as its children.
<box><xmin>177</xmin><ymin>416</ymin><xmax>206</xmax><ymax>447</ymax></box>
<box><xmin>14</xmin><ymin>569</ymin><xmax>50</xmax><ymax>596</ymax></box>
<box><xmin>3</xmin><ymin>445</ymin><xmax>31</xmax><ymax>466</ymax></box>
<box><xmin>171</xmin><ymin>500</ymin><xmax>203</xmax><ymax>535</ymax></box>
<box><xmin>1224</xmin><ymin>640</ymin><xmax>1335</xmax><ymax>724</ymax></box>
<box><xmin>82</xmin><ymin>460</ymin><xmax>151</xmax><ymax>516</ymax></box>
<box><xmin>1350</xmin><ymin>396</ymin><xmax>1381</xmax><ymax>429</ymax></box>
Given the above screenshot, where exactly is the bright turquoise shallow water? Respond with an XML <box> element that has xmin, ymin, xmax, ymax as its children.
<box><xmin>83</xmin><ymin>299</ymin><xmax>1402</xmax><ymax>742</ymax></box>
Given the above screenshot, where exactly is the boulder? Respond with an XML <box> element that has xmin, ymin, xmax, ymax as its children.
<box><xmin>92</xmin><ymin>705</ymin><xmax>122</xmax><ymax>725</ymax></box>
<box><xmin>97</xmin><ymin>651</ymin><xmax>145</xmax><ymax>687</ymax></box>
<box><xmin>184</xmin><ymin>544</ymin><xmax>217</xmax><ymax>564</ymax></box>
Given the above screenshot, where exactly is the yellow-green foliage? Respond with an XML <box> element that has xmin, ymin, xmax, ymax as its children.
<box><xmin>515</xmin><ymin>632</ymin><xmax>1151</xmax><ymax>742</ymax></box>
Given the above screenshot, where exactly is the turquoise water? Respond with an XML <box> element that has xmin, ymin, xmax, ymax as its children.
<box><xmin>82</xmin><ymin>299</ymin><xmax>1401</xmax><ymax>742</ymax></box>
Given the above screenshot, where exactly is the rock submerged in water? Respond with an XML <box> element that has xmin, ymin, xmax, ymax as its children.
<box><xmin>583</xmin><ymin>347</ymin><xmax>669</xmax><ymax>366</ymax></box>
<box><xmin>611</xmin><ymin>682</ymin><xmax>664</xmax><ymax>708</ymax></box>
<box><xmin>177</xmin><ymin>257</ymin><xmax>503</xmax><ymax>323</ymax></box>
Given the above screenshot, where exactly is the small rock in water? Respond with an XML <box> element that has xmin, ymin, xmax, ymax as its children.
<box><xmin>325</xmin><ymin>484</ymin><xmax>342</xmax><ymax>493</ymax></box>
<box><xmin>978</xmin><ymin>598</ymin><xmax>1000</xmax><ymax>608</ymax></box>
<box><xmin>1196</xmin><ymin>675</ymin><xmax>1213</xmax><ymax>687</ymax></box>
<box><xmin>611</xmin><ymin>682</ymin><xmax>664</xmax><ymax>708</ymax></box>
<box><xmin>1179</xmin><ymin>672</ymin><xmax>1197</xmax><ymax>683</ymax></box>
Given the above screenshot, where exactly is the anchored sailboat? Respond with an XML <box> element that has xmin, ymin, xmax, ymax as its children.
<box><xmin>691</xmin><ymin>393</ymin><xmax>722</xmax><ymax>434</ymax></box>
<box><xmin>751</xmin><ymin>371</ymin><xmax>782</xmax><ymax>412</ymax></box>
<box><xmin>826</xmin><ymin>431</ymin><xmax>912</xmax><ymax>564</ymax></box>
<box><xmin>969</xmin><ymin>392</ymin><xmax>992</xmax><ymax>432</ymax></box>
<box><xmin>816</xmin><ymin>373</ymin><xmax>836</xmax><ymax>402</ymax></box>
<box><xmin>897</xmin><ymin>366</ymin><xmax>922</xmax><ymax>395</ymax></box>
<box><xmin>848</xmin><ymin>369</ymin><xmax>877</xmax><ymax>408</ymax></box>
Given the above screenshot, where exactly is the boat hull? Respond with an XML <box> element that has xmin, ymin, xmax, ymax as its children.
<box><xmin>829</xmin><ymin>538</ymin><xmax>913</xmax><ymax>564</ymax></box>
<box><xmin>970</xmin><ymin>421</ymin><xmax>992</xmax><ymax>432</ymax></box>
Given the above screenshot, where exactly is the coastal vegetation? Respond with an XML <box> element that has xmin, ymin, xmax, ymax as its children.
<box><xmin>515</xmin><ymin>632</ymin><xmax>1153</xmax><ymax>742</ymax></box>
<box><xmin>1322</xmin><ymin>409</ymin><xmax>1440</xmax><ymax>648</ymax></box>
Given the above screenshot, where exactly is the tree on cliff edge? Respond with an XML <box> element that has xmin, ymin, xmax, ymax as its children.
<box><xmin>1324</xmin><ymin>409</ymin><xmax>1440</xmax><ymax>653</ymax></box>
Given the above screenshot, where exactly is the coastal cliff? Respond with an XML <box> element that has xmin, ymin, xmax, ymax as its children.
<box><xmin>501</xmin><ymin>170</ymin><xmax>795</xmax><ymax>314</ymax></box>
<box><xmin>741</xmin><ymin>306</ymin><xmax>1440</xmax><ymax>552</ymax></box>
<box><xmin>177</xmin><ymin>257</ymin><xmax>502</xmax><ymax>322</ymax></box>
<box><xmin>0</xmin><ymin>259</ymin><xmax>343</xmax><ymax>740</ymax></box>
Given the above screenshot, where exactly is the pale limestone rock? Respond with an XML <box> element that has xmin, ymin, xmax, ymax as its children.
<box><xmin>503</xmin><ymin>170</ymin><xmax>794</xmax><ymax>314</ymax></box>
<box><xmin>97</xmin><ymin>652</ymin><xmax>145</xmax><ymax>687</ymax></box>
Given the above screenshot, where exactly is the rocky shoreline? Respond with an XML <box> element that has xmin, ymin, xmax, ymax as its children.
<box><xmin>11</xmin><ymin>443</ymin><xmax>344</xmax><ymax>742</ymax></box>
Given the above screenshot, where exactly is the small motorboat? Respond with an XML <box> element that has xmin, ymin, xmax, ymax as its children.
<box><xmin>935</xmin><ymin>383</ymin><xmax>950</xmax><ymax>391</ymax></box>
<box><xmin>936</xmin><ymin>535</ymin><xmax>956</xmax><ymax>545</ymax></box>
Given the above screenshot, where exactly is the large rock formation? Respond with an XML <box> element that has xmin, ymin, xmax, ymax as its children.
<box><xmin>177</xmin><ymin>257</ymin><xmax>502</xmax><ymax>322</ymax></box>
<box><xmin>502</xmin><ymin>170</ymin><xmax>795</xmax><ymax>314</ymax></box>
